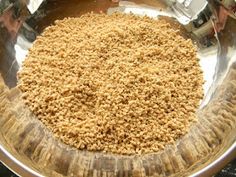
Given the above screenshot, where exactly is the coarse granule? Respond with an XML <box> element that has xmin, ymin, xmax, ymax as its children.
<box><xmin>18</xmin><ymin>13</ymin><xmax>204</xmax><ymax>155</ymax></box>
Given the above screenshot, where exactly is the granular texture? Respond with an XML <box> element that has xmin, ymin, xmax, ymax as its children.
<box><xmin>18</xmin><ymin>13</ymin><xmax>204</xmax><ymax>155</ymax></box>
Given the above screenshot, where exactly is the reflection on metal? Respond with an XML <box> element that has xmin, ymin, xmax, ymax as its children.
<box><xmin>172</xmin><ymin>0</ymin><xmax>208</xmax><ymax>24</ymax></box>
<box><xmin>0</xmin><ymin>0</ymin><xmax>235</xmax><ymax>176</ymax></box>
<box><xmin>27</xmin><ymin>0</ymin><xmax>44</xmax><ymax>14</ymax></box>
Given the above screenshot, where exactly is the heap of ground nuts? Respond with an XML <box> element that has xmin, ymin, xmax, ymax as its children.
<box><xmin>18</xmin><ymin>13</ymin><xmax>204</xmax><ymax>155</ymax></box>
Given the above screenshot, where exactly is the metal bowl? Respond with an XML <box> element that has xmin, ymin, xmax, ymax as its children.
<box><xmin>0</xmin><ymin>0</ymin><xmax>235</xmax><ymax>176</ymax></box>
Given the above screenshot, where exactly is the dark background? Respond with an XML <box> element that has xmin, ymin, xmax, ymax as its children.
<box><xmin>0</xmin><ymin>158</ymin><xmax>236</xmax><ymax>177</ymax></box>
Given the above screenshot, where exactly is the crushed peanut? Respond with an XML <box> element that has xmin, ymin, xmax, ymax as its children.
<box><xmin>18</xmin><ymin>13</ymin><xmax>204</xmax><ymax>155</ymax></box>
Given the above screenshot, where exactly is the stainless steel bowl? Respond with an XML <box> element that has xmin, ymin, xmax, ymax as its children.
<box><xmin>0</xmin><ymin>0</ymin><xmax>236</xmax><ymax>176</ymax></box>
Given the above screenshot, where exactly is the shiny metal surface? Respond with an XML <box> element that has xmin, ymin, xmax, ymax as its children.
<box><xmin>0</xmin><ymin>0</ymin><xmax>236</xmax><ymax>176</ymax></box>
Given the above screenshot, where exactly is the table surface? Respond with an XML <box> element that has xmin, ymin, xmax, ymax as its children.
<box><xmin>0</xmin><ymin>158</ymin><xmax>236</xmax><ymax>177</ymax></box>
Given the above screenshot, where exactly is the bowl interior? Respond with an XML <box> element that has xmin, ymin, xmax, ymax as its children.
<box><xmin>0</xmin><ymin>0</ymin><xmax>236</xmax><ymax>176</ymax></box>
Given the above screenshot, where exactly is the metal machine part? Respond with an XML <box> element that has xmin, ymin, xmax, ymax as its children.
<box><xmin>0</xmin><ymin>0</ymin><xmax>236</xmax><ymax>176</ymax></box>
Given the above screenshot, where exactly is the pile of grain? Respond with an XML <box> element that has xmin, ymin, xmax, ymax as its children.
<box><xmin>18</xmin><ymin>13</ymin><xmax>204</xmax><ymax>155</ymax></box>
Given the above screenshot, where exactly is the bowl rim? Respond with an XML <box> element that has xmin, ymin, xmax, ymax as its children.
<box><xmin>0</xmin><ymin>141</ymin><xmax>236</xmax><ymax>177</ymax></box>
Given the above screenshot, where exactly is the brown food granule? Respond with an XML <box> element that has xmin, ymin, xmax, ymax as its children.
<box><xmin>18</xmin><ymin>13</ymin><xmax>204</xmax><ymax>155</ymax></box>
